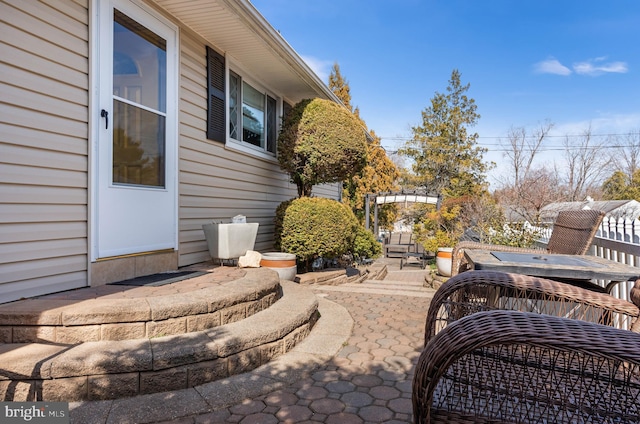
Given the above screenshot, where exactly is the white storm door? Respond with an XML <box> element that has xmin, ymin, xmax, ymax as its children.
<box><xmin>95</xmin><ymin>0</ymin><xmax>178</xmax><ymax>259</ymax></box>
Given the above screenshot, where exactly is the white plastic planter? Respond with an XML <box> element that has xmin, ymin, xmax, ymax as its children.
<box><xmin>202</xmin><ymin>222</ymin><xmax>259</xmax><ymax>262</ymax></box>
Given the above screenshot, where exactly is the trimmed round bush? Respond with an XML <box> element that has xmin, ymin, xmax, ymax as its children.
<box><xmin>273</xmin><ymin>198</ymin><xmax>295</xmax><ymax>251</ymax></box>
<box><xmin>278</xmin><ymin>197</ymin><xmax>359</xmax><ymax>264</ymax></box>
<box><xmin>277</xmin><ymin>98</ymin><xmax>367</xmax><ymax>197</ymax></box>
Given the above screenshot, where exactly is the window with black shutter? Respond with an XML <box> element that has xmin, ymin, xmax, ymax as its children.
<box><xmin>206</xmin><ymin>46</ymin><xmax>225</xmax><ymax>141</ymax></box>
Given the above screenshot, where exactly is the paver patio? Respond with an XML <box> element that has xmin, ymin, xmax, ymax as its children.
<box><xmin>68</xmin><ymin>258</ymin><xmax>436</xmax><ymax>423</ymax></box>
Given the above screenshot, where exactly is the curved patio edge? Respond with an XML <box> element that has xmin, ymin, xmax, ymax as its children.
<box><xmin>0</xmin><ymin>280</ymin><xmax>321</xmax><ymax>402</ymax></box>
<box><xmin>68</xmin><ymin>296</ymin><xmax>353</xmax><ymax>423</ymax></box>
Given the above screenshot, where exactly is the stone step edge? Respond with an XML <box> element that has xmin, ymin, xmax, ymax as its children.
<box><xmin>0</xmin><ymin>268</ymin><xmax>281</xmax><ymax>344</ymax></box>
<box><xmin>312</xmin><ymin>284</ymin><xmax>436</xmax><ymax>297</ymax></box>
<box><xmin>296</xmin><ymin>263</ymin><xmax>387</xmax><ymax>286</ymax></box>
<box><xmin>0</xmin><ymin>281</ymin><xmax>319</xmax><ymax>402</ymax></box>
<box><xmin>68</xmin><ymin>296</ymin><xmax>354</xmax><ymax>424</ymax></box>
<box><xmin>361</xmin><ymin>279</ymin><xmax>427</xmax><ymax>287</ymax></box>
<box><xmin>355</xmin><ymin>282</ymin><xmax>430</xmax><ymax>292</ymax></box>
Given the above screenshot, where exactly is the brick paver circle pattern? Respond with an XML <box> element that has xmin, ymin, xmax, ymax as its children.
<box><xmin>202</xmin><ymin>285</ymin><xmax>431</xmax><ymax>423</ymax></box>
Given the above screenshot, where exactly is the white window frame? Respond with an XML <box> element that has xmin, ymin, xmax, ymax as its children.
<box><xmin>225</xmin><ymin>60</ymin><xmax>281</xmax><ymax>160</ymax></box>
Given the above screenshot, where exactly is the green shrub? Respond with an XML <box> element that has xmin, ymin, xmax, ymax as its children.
<box><xmin>413</xmin><ymin>203</ymin><xmax>464</xmax><ymax>252</ymax></box>
<box><xmin>277</xmin><ymin>197</ymin><xmax>359</xmax><ymax>267</ymax></box>
<box><xmin>277</xmin><ymin>98</ymin><xmax>367</xmax><ymax>197</ymax></box>
<box><xmin>352</xmin><ymin>225</ymin><xmax>382</xmax><ymax>260</ymax></box>
<box><xmin>273</xmin><ymin>198</ymin><xmax>295</xmax><ymax>251</ymax></box>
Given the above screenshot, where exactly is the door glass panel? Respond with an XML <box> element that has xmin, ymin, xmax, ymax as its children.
<box><xmin>112</xmin><ymin>9</ymin><xmax>167</xmax><ymax>187</ymax></box>
<box><xmin>112</xmin><ymin>99</ymin><xmax>166</xmax><ymax>186</ymax></box>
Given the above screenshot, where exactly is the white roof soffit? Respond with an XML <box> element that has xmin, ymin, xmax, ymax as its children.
<box><xmin>152</xmin><ymin>0</ymin><xmax>340</xmax><ymax>105</ymax></box>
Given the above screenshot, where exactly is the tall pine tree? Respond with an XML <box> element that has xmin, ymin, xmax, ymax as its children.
<box><xmin>328</xmin><ymin>63</ymin><xmax>352</xmax><ymax>112</ymax></box>
<box><xmin>401</xmin><ymin>69</ymin><xmax>489</xmax><ymax>198</ymax></box>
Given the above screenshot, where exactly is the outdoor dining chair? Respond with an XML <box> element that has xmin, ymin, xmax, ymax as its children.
<box><xmin>424</xmin><ymin>270</ymin><xmax>640</xmax><ymax>344</ymax></box>
<box><xmin>413</xmin><ymin>270</ymin><xmax>640</xmax><ymax>423</ymax></box>
<box><xmin>451</xmin><ymin>209</ymin><xmax>605</xmax><ymax>276</ymax></box>
<box><xmin>413</xmin><ymin>310</ymin><xmax>640</xmax><ymax>424</ymax></box>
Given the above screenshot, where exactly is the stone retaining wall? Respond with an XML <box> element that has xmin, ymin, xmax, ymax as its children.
<box><xmin>0</xmin><ymin>269</ymin><xmax>281</xmax><ymax>344</ymax></box>
<box><xmin>0</xmin><ymin>281</ymin><xmax>318</xmax><ymax>402</ymax></box>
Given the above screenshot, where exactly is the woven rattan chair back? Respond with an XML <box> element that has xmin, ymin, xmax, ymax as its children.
<box><xmin>413</xmin><ymin>310</ymin><xmax>640</xmax><ymax>424</ymax></box>
<box><xmin>545</xmin><ymin>209</ymin><xmax>605</xmax><ymax>255</ymax></box>
<box><xmin>631</xmin><ymin>279</ymin><xmax>640</xmax><ymax>332</ymax></box>
<box><xmin>451</xmin><ymin>209</ymin><xmax>605</xmax><ymax>276</ymax></box>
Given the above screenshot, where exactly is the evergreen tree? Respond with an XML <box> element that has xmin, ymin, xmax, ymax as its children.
<box><xmin>343</xmin><ymin>131</ymin><xmax>401</xmax><ymax>228</ymax></box>
<box><xmin>400</xmin><ymin>70</ymin><xmax>493</xmax><ymax>249</ymax></box>
<box><xmin>401</xmin><ymin>69</ymin><xmax>489</xmax><ymax>198</ymax></box>
<box><xmin>328</xmin><ymin>63</ymin><xmax>352</xmax><ymax>111</ymax></box>
<box><xmin>602</xmin><ymin>170</ymin><xmax>640</xmax><ymax>201</ymax></box>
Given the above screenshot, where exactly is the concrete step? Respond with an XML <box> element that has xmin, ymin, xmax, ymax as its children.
<box><xmin>312</xmin><ymin>278</ymin><xmax>436</xmax><ymax>297</ymax></box>
<box><xmin>0</xmin><ymin>280</ymin><xmax>319</xmax><ymax>402</ymax></box>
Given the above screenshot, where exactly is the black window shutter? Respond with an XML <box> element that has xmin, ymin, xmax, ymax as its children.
<box><xmin>206</xmin><ymin>46</ymin><xmax>225</xmax><ymax>142</ymax></box>
<box><xmin>266</xmin><ymin>95</ymin><xmax>277</xmax><ymax>153</ymax></box>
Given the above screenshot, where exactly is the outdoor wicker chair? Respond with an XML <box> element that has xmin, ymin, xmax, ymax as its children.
<box><xmin>413</xmin><ymin>310</ymin><xmax>640</xmax><ymax>424</ymax></box>
<box><xmin>424</xmin><ymin>270</ymin><xmax>640</xmax><ymax>345</ymax></box>
<box><xmin>451</xmin><ymin>209</ymin><xmax>605</xmax><ymax>276</ymax></box>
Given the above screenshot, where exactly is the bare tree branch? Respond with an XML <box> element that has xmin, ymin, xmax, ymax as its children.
<box><xmin>561</xmin><ymin>125</ymin><xmax>613</xmax><ymax>201</ymax></box>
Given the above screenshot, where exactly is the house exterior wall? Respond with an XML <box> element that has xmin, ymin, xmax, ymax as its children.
<box><xmin>0</xmin><ymin>0</ymin><xmax>341</xmax><ymax>302</ymax></box>
<box><xmin>0</xmin><ymin>0</ymin><xmax>90</xmax><ymax>302</ymax></box>
<box><xmin>176</xmin><ymin>27</ymin><xmax>340</xmax><ymax>267</ymax></box>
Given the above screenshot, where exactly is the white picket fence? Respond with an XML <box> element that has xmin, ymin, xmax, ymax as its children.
<box><xmin>539</xmin><ymin>216</ymin><xmax>640</xmax><ymax>303</ymax></box>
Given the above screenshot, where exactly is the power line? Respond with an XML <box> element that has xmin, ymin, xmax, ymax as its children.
<box><xmin>381</xmin><ymin>143</ymin><xmax>640</xmax><ymax>156</ymax></box>
<box><xmin>379</xmin><ymin>132</ymin><xmax>640</xmax><ymax>142</ymax></box>
<box><xmin>379</xmin><ymin>132</ymin><xmax>640</xmax><ymax>154</ymax></box>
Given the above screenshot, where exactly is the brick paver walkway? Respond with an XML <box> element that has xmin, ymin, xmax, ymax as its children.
<box><xmin>169</xmin><ymin>262</ymin><xmax>434</xmax><ymax>424</ymax></box>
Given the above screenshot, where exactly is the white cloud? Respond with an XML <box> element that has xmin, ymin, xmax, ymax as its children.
<box><xmin>533</xmin><ymin>58</ymin><xmax>572</xmax><ymax>76</ymax></box>
<box><xmin>534</xmin><ymin>56</ymin><xmax>629</xmax><ymax>77</ymax></box>
<box><xmin>573</xmin><ymin>57</ymin><xmax>628</xmax><ymax>76</ymax></box>
<box><xmin>300</xmin><ymin>55</ymin><xmax>333</xmax><ymax>83</ymax></box>
<box><xmin>552</xmin><ymin>113</ymin><xmax>640</xmax><ymax>137</ymax></box>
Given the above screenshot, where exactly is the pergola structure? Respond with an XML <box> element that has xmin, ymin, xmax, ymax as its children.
<box><xmin>365</xmin><ymin>189</ymin><xmax>441</xmax><ymax>236</ymax></box>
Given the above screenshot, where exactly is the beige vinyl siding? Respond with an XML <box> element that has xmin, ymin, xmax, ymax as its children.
<box><xmin>313</xmin><ymin>182</ymin><xmax>343</xmax><ymax>200</ymax></box>
<box><xmin>0</xmin><ymin>0</ymin><xmax>89</xmax><ymax>303</ymax></box>
<box><xmin>177</xmin><ymin>32</ymin><xmax>340</xmax><ymax>267</ymax></box>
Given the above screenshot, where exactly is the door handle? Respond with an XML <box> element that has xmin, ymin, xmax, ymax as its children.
<box><xmin>101</xmin><ymin>109</ymin><xmax>109</xmax><ymax>129</ymax></box>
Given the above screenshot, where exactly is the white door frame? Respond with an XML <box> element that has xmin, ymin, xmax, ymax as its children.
<box><xmin>89</xmin><ymin>0</ymin><xmax>179</xmax><ymax>262</ymax></box>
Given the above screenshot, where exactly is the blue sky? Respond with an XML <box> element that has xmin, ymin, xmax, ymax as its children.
<box><xmin>250</xmin><ymin>0</ymin><xmax>640</xmax><ymax>181</ymax></box>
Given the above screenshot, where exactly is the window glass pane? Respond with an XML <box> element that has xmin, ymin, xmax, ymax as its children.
<box><xmin>229</xmin><ymin>72</ymin><xmax>239</xmax><ymax>140</ymax></box>
<box><xmin>113</xmin><ymin>9</ymin><xmax>166</xmax><ymax>112</ymax></box>
<box><xmin>242</xmin><ymin>82</ymin><xmax>264</xmax><ymax>147</ymax></box>
<box><xmin>113</xmin><ymin>99</ymin><xmax>166</xmax><ymax>187</ymax></box>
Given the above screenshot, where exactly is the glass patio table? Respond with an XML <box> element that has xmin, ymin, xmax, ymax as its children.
<box><xmin>463</xmin><ymin>250</ymin><xmax>640</xmax><ymax>294</ymax></box>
